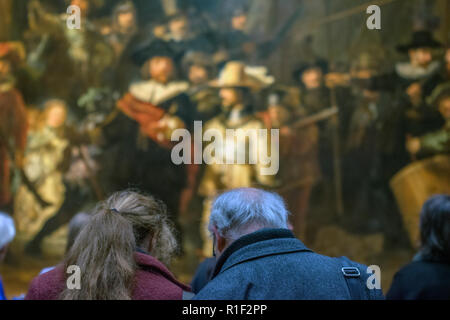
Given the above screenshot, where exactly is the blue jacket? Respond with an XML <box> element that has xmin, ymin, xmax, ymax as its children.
<box><xmin>194</xmin><ymin>228</ymin><xmax>384</xmax><ymax>300</ymax></box>
<box><xmin>0</xmin><ymin>275</ymin><xmax>6</xmax><ymax>300</ymax></box>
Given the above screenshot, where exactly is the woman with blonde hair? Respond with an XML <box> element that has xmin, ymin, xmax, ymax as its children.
<box><xmin>25</xmin><ymin>190</ymin><xmax>191</xmax><ymax>300</ymax></box>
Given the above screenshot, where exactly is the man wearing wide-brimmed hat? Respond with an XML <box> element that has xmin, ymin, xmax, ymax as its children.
<box><xmin>394</xmin><ymin>30</ymin><xmax>443</xmax><ymax>94</ymax></box>
<box><xmin>0</xmin><ymin>42</ymin><xmax>28</xmax><ymax>210</ymax></box>
<box><xmin>198</xmin><ymin>61</ymin><xmax>276</xmax><ymax>256</ymax></box>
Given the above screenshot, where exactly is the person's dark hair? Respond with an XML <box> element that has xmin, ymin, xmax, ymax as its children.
<box><xmin>417</xmin><ymin>195</ymin><xmax>450</xmax><ymax>262</ymax></box>
<box><xmin>59</xmin><ymin>190</ymin><xmax>178</xmax><ymax>300</ymax></box>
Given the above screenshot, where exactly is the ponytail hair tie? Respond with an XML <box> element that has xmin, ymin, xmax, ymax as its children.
<box><xmin>110</xmin><ymin>208</ymin><xmax>119</xmax><ymax>213</ymax></box>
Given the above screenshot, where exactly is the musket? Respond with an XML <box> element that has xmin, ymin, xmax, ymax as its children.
<box><xmin>0</xmin><ymin>129</ymin><xmax>52</xmax><ymax>208</ymax></box>
<box><xmin>271</xmin><ymin>107</ymin><xmax>339</xmax><ymax>194</ymax></box>
<box><xmin>291</xmin><ymin>106</ymin><xmax>338</xmax><ymax>129</ymax></box>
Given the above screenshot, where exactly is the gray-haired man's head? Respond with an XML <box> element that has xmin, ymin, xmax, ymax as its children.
<box><xmin>208</xmin><ymin>188</ymin><xmax>290</xmax><ymax>256</ymax></box>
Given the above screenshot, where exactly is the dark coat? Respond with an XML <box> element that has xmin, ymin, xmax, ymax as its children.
<box><xmin>100</xmin><ymin>104</ymin><xmax>190</xmax><ymax>214</ymax></box>
<box><xmin>25</xmin><ymin>252</ymin><xmax>191</xmax><ymax>300</ymax></box>
<box><xmin>194</xmin><ymin>228</ymin><xmax>384</xmax><ymax>300</ymax></box>
<box><xmin>191</xmin><ymin>257</ymin><xmax>216</xmax><ymax>294</ymax></box>
<box><xmin>387</xmin><ymin>260</ymin><xmax>450</xmax><ymax>300</ymax></box>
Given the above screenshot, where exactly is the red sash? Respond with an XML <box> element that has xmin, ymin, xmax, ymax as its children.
<box><xmin>117</xmin><ymin>93</ymin><xmax>174</xmax><ymax>148</ymax></box>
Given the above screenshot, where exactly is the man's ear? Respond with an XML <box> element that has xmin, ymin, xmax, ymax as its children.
<box><xmin>212</xmin><ymin>226</ymin><xmax>227</xmax><ymax>255</ymax></box>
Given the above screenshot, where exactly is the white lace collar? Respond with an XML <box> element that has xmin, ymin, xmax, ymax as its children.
<box><xmin>129</xmin><ymin>80</ymin><xmax>189</xmax><ymax>105</ymax></box>
<box><xmin>395</xmin><ymin>61</ymin><xmax>441</xmax><ymax>80</ymax></box>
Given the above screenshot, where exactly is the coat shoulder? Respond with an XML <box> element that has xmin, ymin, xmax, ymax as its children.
<box><xmin>25</xmin><ymin>265</ymin><xmax>66</xmax><ymax>300</ymax></box>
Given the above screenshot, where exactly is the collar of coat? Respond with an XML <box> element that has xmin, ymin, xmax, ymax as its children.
<box><xmin>212</xmin><ymin>228</ymin><xmax>312</xmax><ymax>278</ymax></box>
<box><xmin>134</xmin><ymin>250</ymin><xmax>191</xmax><ymax>292</ymax></box>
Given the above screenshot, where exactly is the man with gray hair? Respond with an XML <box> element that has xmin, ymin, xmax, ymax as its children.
<box><xmin>194</xmin><ymin>188</ymin><xmax>384</xmax><ymax>300</ymax></box>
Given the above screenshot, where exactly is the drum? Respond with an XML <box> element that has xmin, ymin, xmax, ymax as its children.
<box><xmin>390</xmin><ymin>155</ymin><xmax>450</xmax><ymax>248</ymax></box>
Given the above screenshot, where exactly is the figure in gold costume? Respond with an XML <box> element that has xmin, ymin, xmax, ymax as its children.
<box><xmin>198</xmin><ymin>61</ymin><xmax>277</xmax><ymax>256</ymax></box>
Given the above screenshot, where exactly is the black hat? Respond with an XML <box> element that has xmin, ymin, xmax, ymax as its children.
<box><xmin>131</xmin><ymin>39</ymin><xmax>177</xmax><ymax>66</ymax></box>
<box><xmin>292</xmin><ymin>59</ymin><xmax>328</xmax><ymax>82</ymax></box>
<box><xmin>397</xmin><ymin>30</ymin><xmax>443</xmax><ymax>53</ymax></box>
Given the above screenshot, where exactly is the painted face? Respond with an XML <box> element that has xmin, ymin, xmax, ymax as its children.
<box><xmin>189</xmin><ymin>65</ymin><xmax>209</xmax><ymax>85</ymax></box>
<box><xmin>46</xmin><ymin>104</ymin><xmax>67</xmax><ymax>128</ymax></box>
<box><xmin>153</xmin><ymin>25</ymin><xmax>167</xmax><ymax>39</ymax></box>
<box><xmin>232</xmin><ymin>14</ymin><xmax>247</xmax><ymax>31</ymax></box>
<box><xmin>438</xmin><ymin>97</ymin><xmax>450</xmax><ymax>120</ymax></box>
<box><xmin>220</xmin><ymin>88</ymin><xmax>241</xmax><ymax>109</ymax></box>
<box><xmin>409</xmin><ymin>48</ymin><xmax>433</xmax><ymax>68</ymax></box>
<box><xmin>169</xmin><ymin>17</ymin><xmax>189</xmax><ymax>39</ymax></box>
<box><xmin>117</xmin><ymin>11</ymin><xmax>135</xmax><ymax>31</ymax></box>
<box><xmin>301</xmin><ymin>68</ymin><xmax>323</xmax><ymax>90</ymax></box>
<box><xmin>150</xmin><ymin>57</ymin><xmax>174</xmax><ymax>84</ymax></box>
